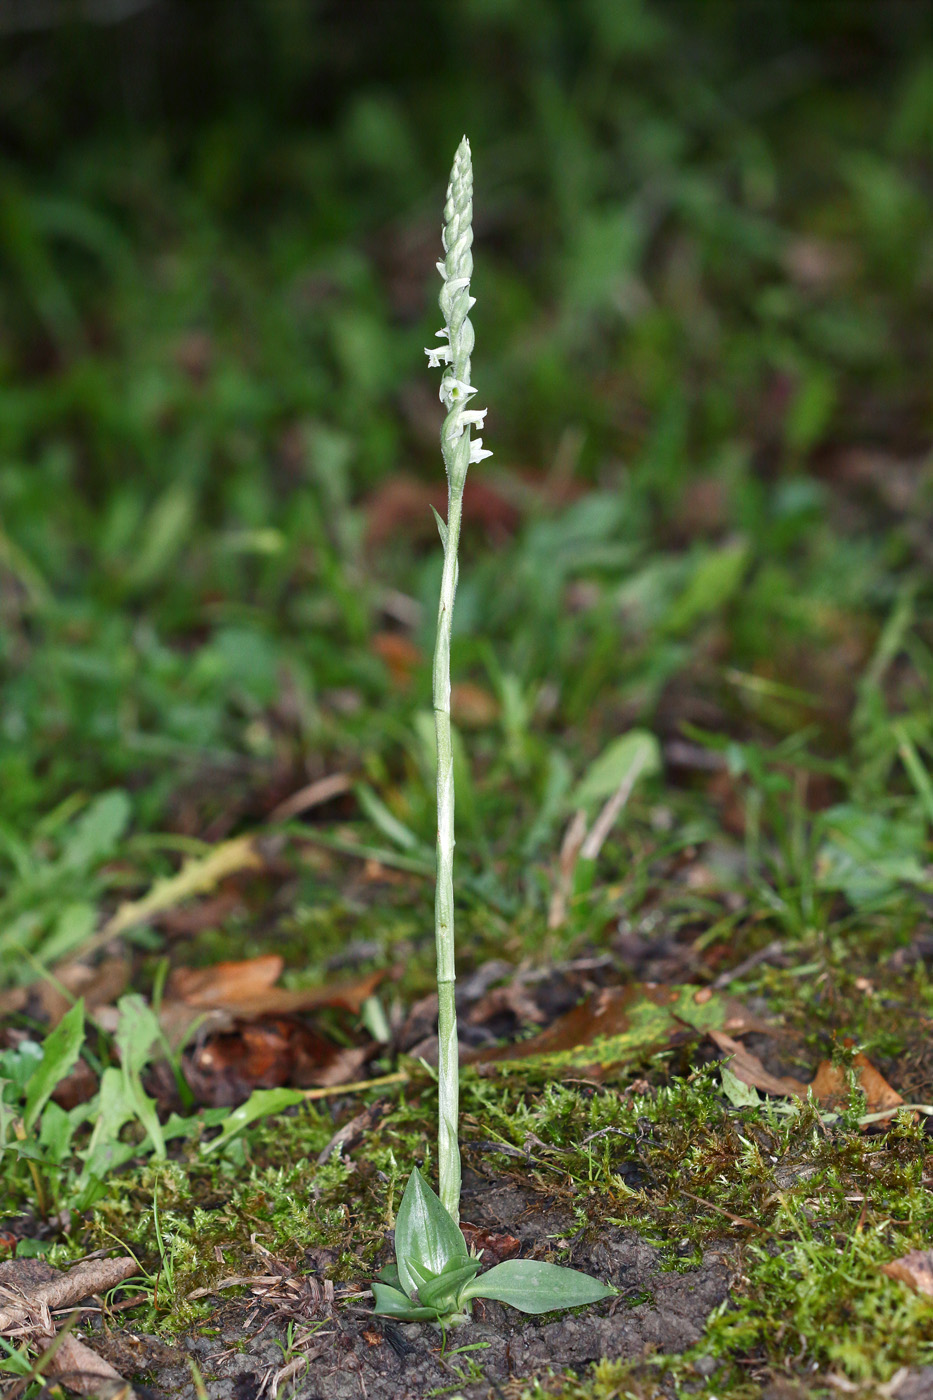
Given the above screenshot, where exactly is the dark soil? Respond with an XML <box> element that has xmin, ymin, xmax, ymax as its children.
<box><xmin>105</xmin><ymin>1176</ymin><xmax>732</xmax><ymax>1399</ymax></box>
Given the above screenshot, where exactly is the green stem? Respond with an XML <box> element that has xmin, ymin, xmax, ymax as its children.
<box><xmin>433</xmin><ymin>483</ymin><xmax>463</xmax><ymax>1223</ymax></box>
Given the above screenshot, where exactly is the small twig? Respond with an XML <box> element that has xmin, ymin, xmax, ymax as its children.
<box><xmin>680</xmin><ymin>1190</ymin><xmax>760</xmax><ymax>1229</ymax></box>
<box><xmin>268</xmin><ymin>772</ymin><xmax>352</xmax><ymax>824</ymax></box>
<box><xmin>711</xmin><ymin>939</ymin><xmax>785</xmax><ymax>990</ymax></box>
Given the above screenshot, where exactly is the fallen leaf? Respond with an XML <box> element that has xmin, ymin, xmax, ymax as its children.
<box><xmin>160</xmin><ymin>956</ymin><xmax>385</xmax><ymax>1048</ymax></box>
<box><xmin>459</xmin><ymin>1225</ymin><xmax>521</xmax><ymax>1266</ymax></box>
<box><xmin>168</xmin><ymin>954</ymin><xmax>284</xmax><ymax>1008</ymax></box>
<box><xmin>883</xmin><ymin>1250</ymin><xmax>933</xmax><ymax>1297</ymax></box>
<box><xmin>809</xmin><ymin>1052</ymin><xmax>904</xmax><ymax>1118</ymax></box>
<box><xmin>38</xmin><ymin>956</ymin><xmax>131</xmax><ymax>1028</ymax></box>
<box><xmin>708</xmin><ymin>1030</ymin><xmax>811</xmax><ymax>1098</ymax></box>
<box><xmin>451</xmin><ymin>681</ymin><xmax>499</xmax><ymax>727</ymax></box>
<box><xmin>184</xmin><ymin>1019</ymin><xmax>372</xmax><ymax>1106</ymax></box>
<box><xmin>710</xmin><ymin>1031</ymin><xmax>906</xmax><ymax>1122</ymax></box>
<box><xmin>268</xmin><ymin>772</ymin><xmax>353</xmax><ymax>824</ymax></box>
<box><xmin>467</xmin><ymin>984</ymin><xmax>769</xmax><ymax>1079</ymax></box>
<box><xmin>51</xmin><ymin>1056</ymin><xmax>98</xmax><ymax>1111</ymax></box>
<box><xmin>317</xmin><ymin>1098</ymin><xmax>390</xmax><ymax>1164</ymax></box>
<box><xmin>372</xmin><ymin>632</ymin><xmax>422</xmax><ymax>686</ymax></box>
<box><xmin>44</xmin><ymin>1333</ymin><xmax>131</xmax><ymax>1396</ymax></box>
<box><xmin>0</xmin><ymin>1256</ymin><xmax>137</xmax><ymax>1333</ymax></box>
<box><xmin>466</xmin><ymin>981</ymin><xmax>546</xmax><ymax>1029</ymax></box>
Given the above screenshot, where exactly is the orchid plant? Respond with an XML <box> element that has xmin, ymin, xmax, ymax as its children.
<box><xmin>371</xmin><ymin>137</ymin><xmax>614</xmax><ymax>1328</ymax></box>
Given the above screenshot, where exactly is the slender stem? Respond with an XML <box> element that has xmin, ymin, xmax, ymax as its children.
<box><xmin>426</xmin><ymin>136</ymin><xmax>489</xmax><ymax>1226</ymax></box>
<box><xmin>434</xmin><ymin>483</ymin><xmax>464</xmax><ymax>1222</ymax></box>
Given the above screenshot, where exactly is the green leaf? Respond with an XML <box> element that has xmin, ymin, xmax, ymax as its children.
<box><xmin>37</xmin><ymin>1100</ymin><xmax>77</xmax><ymax>1164</ymax></box>
<box><xmin>375</xmin><ymin>1262</ymin><xmax>401</xmax><ymax>1289</ymax></box>
<box><xmin>114</xmin><ymin>994</ymin><xmax>166</xmax><ymax>1160</ymax></box>
<box><xmin>371</xmin><ymin>1281</ymin><xmax>439</xmax><ymax>1321</ymax></box>
<box><xmin>415</xmin><ymin>1258</ymin><xmax>481</xmax><ymax>1312</ymax></box>
<box><xmin>462</xmin><ymin>1259</ymin><xmax>614</xmax><ymax>1314</ymax></box>
<box><xmin>394</xmin><ymin>1167</ymin><xmax>470</xmax><ymax>1300</ymax></box>
<box><xmin>816</xmin><ymin>804</ymin><xmax>926</xmax><ymax>906</ymax></box>
<box><xmin>60</xmin><ymin>791</ymin><xmax>131</xmax><ymax>871</ymax></box>
<box><xmin>355</xmin><ymin>783</ymin><xmax>426</xmax><ymax>854</ymax></box>
<box><xmin>23</xmin><ymin>999</ymin><xmax>84</xmax><ymax>1134</ymax></box>
<box><xmin>721</xmin><ymin>1066</ymin><xmax>761</xmax><ymax>1108</ymax></box>
<box><xmin>76</xmin><ymin>1067</ymin><xmax>140</xmax><ymax>1193</ymax></box>
<box><xmin>431</xmin><ymin>504</ymin><xmax>449</xmax><ymax>549</ymax></box>
<box><xmin>570</xmin><ymin>730</ymin><xmax>661</xmax><ymax>811</ymax></box>
<box><xmin>201</xmin><ymin>1087</ymin><xmax>306</xmax><ymax>1155</ymax></box>
<box><xmin>663</xmin><ymin>541</ymin><xmax>749</xmax><ymax>637</ymax></box>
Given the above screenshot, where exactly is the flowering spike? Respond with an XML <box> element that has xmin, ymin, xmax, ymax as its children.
<box><xmin>426</xmin><ymin>134</ymin><xmax>491</xmax><ymax>488</ymax></box>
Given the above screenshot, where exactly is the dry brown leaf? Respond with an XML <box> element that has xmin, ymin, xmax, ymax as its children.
<box><xmin>39</xmin><ymin>956</ymin><xmax>131</xmax><ymax>1027</ymax></box>
<box><xmin>451</xmin><ymin>681</ymin><xmax>499</xmax><ymax>727</ymax></box>
<box><xmin>44</xmin><ymin>1332</ymin><xmax>131</xmax><ymax>1396</ymax></box>
<box><xmin>882</xmin><ymin>1250</ymin><xmax>933</xmax><ymax>1297</ymax></box>
<box><xmin>711</xmin><ymin>1031</ymin><xmax>905</xmax><ymax>1122</ymax></box>
<box><xmin>468</xmin><ymin>984</ymin><xmax>771</xmax><ymax>1075</ymax></box>
<box><xmin>465</xmin><ymin>981</ymin><xmax>546</xmax><ymax>1029</ymax></box>
<box><xmin>0</xmin><ymin>1256</ymin><xmax>137</xmax><ymax>1333</ymax></box>
<box><xmin>708</xmin><ymin>1030</ymin><xmax>811</xmax><ymax>1098</ymax></box>
<box><xmin>459</xmin><ymin>1225</ymin><xmax>522</xmax><ymax>1266</ymax></box>
<box><xmin>268</xmin><ymin>772</ymin><xmax>352</xmax><ymax>824</ymax></box>
<box><xmin>372</xmin><ymin>632</ymin><xmax>422</xmax><ymax>686</ymax></box>
<box><xmin>168</xmin><ymin>954</ymin><xmax>284</xmax><ymax>1008</ymax></box>
<box><xmin>809</xmin><ymin>1052</ymin><xmax>904</xmax><ymax>1118</ymax></box>
<box><xmin>184</xmin><ymin>1019</ymin><xmax>373</xmax><ymax>1106</ymax></box>
<box><xmin>0</xmin><ymin>955</ymin><xmax>130</xmax><ymax>1023</ymax></box>
<box><xmin>167</xmin><ymin>958</ymin><xmax>383</xmax><ymax>1017</ymax></box>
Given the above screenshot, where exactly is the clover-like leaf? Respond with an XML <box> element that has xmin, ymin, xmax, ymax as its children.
<box><xmin>394</xmin><ymin>1167</ymin><xmax>470</xmax><ymax>1300</ymax></box>
<box><xmin>372</xmin><ymin>1281</ymin><xmax>439</xmax><ymax>1321</ymax></box>
<box><xmin>462</xmin><ymin>1259</ymin><xmax>615</xmax><ymax>1314</ymax></box>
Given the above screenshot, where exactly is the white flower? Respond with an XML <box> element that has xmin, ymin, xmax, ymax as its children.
<box><xmin>439</xmin><ymin>376</ymin><xmax>478</xmax><ymax>407</ymax></box>
<box><xmin>425</xmin><ymin>345</ymin><xmax>453</xmax><ymax>367</ymax></box>
<box><xmin>446</xmin><ymin>406</ymin><xmax>487</xmax><ymax>439</ymax></box>
<box><xmin>469</xmin><ymin>437</ymin><xmax>493</xmax><ymax>464</ymax></box>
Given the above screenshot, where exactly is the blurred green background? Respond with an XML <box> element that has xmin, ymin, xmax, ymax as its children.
<box><xmin>0</xmin><ymin>0</ymin><xmax>931</xmax><ymax>869</ymax></box>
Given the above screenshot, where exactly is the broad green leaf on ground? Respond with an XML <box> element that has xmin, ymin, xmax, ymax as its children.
<box><xmin>663</xmin><ymin>540</ymin><xmax>750</xmax><ymax>636</ymax></box>
<box><xmin>77</xmin><ymin>1067</ymin><xmax>145</xmax><ymax>1200</ymax></box>
<box><xmin>23</xmin><ymin>999</ymin><xmax>85</xmax><ymax>1133</ymax></box>
<box><xmin>570</xmin><ymin>729</ymin><xmax>662</xmax><ymax>811</ymax></box>
<box><xmin>201</xmin><ymin>1087</ymin><xmax>307</xmax><ymax>1155</ymax></box>
<box><xmin>394</xmin><ymin>1167</ymin><xmax>470</xmax><ymax>1299</ymax></box>
<box><xmin>463</xmin><ymin>1259</ymin><xmax>614</xmax><ymax>1313</ymax></box>
<box><xmin>468</xmin><ymin>984</ymin><xmax>768</xmax><ymax>1079</ymax></box>
<box><xmin>816</xmin><ymin>804</ymin><xmax>928</xmax><ymax>906</ymax></box>
<box><xmin>114</xmin><ymin>994</ymin><xmax>165</xmax><ymax>1160</ymax></box>
<box><xmin>59</xmin><ymin>791</ymin><xmax>131</xmax><ymax>872</ymax></box>
<box><xmin>721</xmin><ymin>1065</ymin><xmax>762</xmax><ymax>1108</ymax></box>
<box><xmin>371</xmin><ymin>1281</ymin><xmax>439</xmax><ymax>1320</ymax></box>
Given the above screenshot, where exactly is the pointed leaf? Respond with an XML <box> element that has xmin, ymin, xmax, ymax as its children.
<box><xmin>431</xmin><ymin>505</ymin><xmax>449</xmax><ymax>549</ymax></box>
<box><xmin>376</xmin><ymin>1262</ymin><xmax>401</xmax><ymax>1289</ymax></box>
<box><xmin>417</xmin><ymin>1258</ymin><xmax>481</xmax><ymax>1312</ymax></box>
<box><xmin>462</xmin><ymin>1259</ymin><xmax>614</xmax><ymax>1314</ymax></box>
<box><xmin>371</xmin><ymin>1281</ymin><xmax>438</xmax><ymax>1321</ymax></box>
<box><xmin>23</xmin><ymin>999</ymin><xmax>85</xmax><ymax>1134</ymax></box>
<box><xmin>395</xmin><ymin>1167</ymin><xmax>469</xmax><ymax>1299</ymax></box>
